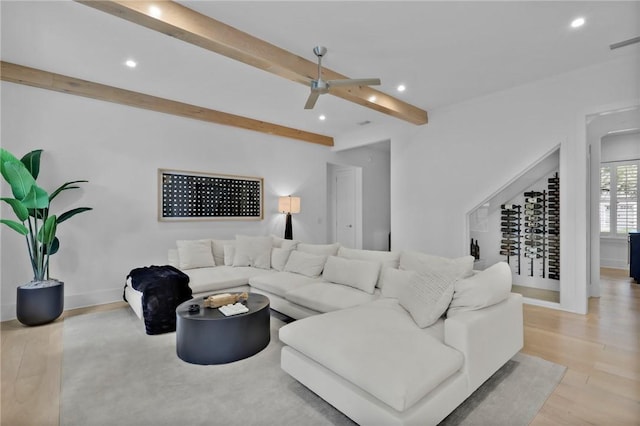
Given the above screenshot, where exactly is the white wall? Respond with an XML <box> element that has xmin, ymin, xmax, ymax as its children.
<box><xmin>392</xmin><ymin>53</ymin><xmax>639</xmax><ymax>314</ymax></box>
<box><xmin>0</xmin><ymin>82</ymin><xmax>386</xmax><ymax>320</ymax></box>
<box><xmin>601</xmin><ymin>132</ymin><xmax>640</xmax><ymax>162</ymax></box>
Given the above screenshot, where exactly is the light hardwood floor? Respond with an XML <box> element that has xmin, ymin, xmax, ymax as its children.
<box><xmin>1</xmin><ymin>270</ymin><xmax>638</xmax><ymax>425</ymax></box>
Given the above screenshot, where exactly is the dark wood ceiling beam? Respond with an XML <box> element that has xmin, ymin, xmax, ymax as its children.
<box><xmin>76</xmin><ymin>0</ymin><xmax>428</xmax><ymax>125</ymax></box>
<box><xmin>0</xmin><ymin>61</ymin><xmax>334</xmax><ymax>146</ymax></box>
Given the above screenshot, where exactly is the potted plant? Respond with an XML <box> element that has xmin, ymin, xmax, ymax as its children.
<box><xmin>0</xmin><ymin>148</ymin><xmax>92</xmax><ymax>326</ymax></box>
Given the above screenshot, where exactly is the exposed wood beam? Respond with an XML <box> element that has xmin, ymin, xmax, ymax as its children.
<box><xmin>76</xmin><ymin>0</ymin><xmax>428</xmax><ymax>125</ymax></box>
<box><xmin>0</xmin><ymin>62</ymin><xmax>333</xmax><ymax>147</ymax></box>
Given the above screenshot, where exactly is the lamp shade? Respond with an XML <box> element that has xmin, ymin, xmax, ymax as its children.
<box><xmin>278</xmin><ymin>196</ymin><xmax>300</xmax><ymax>214</ymax></box>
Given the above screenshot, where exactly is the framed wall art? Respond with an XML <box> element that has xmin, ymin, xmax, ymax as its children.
<box><xmin>158</xmin><ymin>169</ymin><xmax>263</xmax><ymax>221</ymax></box>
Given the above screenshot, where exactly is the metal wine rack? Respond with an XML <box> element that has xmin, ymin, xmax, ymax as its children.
<box><xmin>547</xmin><ymin>173</ymin><xmax>560</xmax><ymax>280</ymax></box>
<box><xmin>499</xmin><ymin>173</ymin><xmax>560</xmax><ymax>280</ymax></box>
<box><xmin>523</xmin><ymin>191</ymin><xmax>546</xmax><ymax>277</ymax></box>
<box><xmin>500</xmin><ymin>204</ymin><xmax>521</xmax><ymax>275</ymax></box>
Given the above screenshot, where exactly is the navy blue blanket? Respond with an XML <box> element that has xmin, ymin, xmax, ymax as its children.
<box><xmin>124</xmin><ymin>265</ymin><xmax>192</xmax><ymax>335</ymax></box>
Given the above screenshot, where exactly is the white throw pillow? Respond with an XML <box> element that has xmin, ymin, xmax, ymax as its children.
<box><xmin>322</xmin><ymin>256</ymin><xmax>380</xmax><ymax>294</ymax></box>
<box><xmin>379</xmin><ymin>268</ymin><xmax>415</xmax><ymax>299</ymax></box>
<box><xmin>232</xmin><ymin>235</ymin><xmax>273</xmax><ymax>270</ymax></box>
<box><xmin>399</xmin><ymin>270</ymin><xmax>456</xmax><ymax>328</ymax></box>
<box><xmin>447</xmin><ymin>262</ymin><xmax>512</xmax><ymax>317</ymax></box>
<box><xmin>284</xmin><ymin>250</ymin><xmax>327</xmax><ymax>278</ymax></box>
<box><xmin>211</xmin><ymin>239</ymin><xmax>234</xmax><ymax>266</ymax></box>
<box><xmin>297</xmin><ymin>242</ymin><xmax>341</xmax><ymax>256</ymax></box>
<box><xmin>223</xmin><ymin>245</ymin><xmax>236</xmax><ymax>266</ymax></box>
<box><xmin>399</xmin><ymin>251</ymin><xmax>474</xmax><ymax>280</ymax></box>
<box><xmin>176</xmin><ymin>239</ymin><xmax>215</xmax><ymax>270</ymax></box>
<box><xmin>271</xmin><ymin>247</ymin><xmax>293</xmax><ymax>271</ymax></box>
<box><xmin>271</xmin><ymin>235</ymin><xmax>299</xmax><ymax>251</ymax></box>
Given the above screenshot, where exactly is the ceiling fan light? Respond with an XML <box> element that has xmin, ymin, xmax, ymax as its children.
<box><xmin>319</xmin><ymin>115</ymin><xmax>326</xmax><ymax>121</ymax></box>
<box><xmin>397</xmin><ymin>84</ymin><xmax>406</xmax><ymax>92</ymax></box>
<box><xmin>125</xmin><ymin>59</ymin><xmax>137</xmax><ymax>68</ymax></box>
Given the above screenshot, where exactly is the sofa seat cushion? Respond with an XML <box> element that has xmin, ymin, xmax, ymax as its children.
<box><xmin>284</xmin><ymin>282</ymin><xmax>379</xmax><ymax>313</ymax></box>
<box><xmin>185</xmin><ymin>266</ymin><xmax>273</xmax><ymax>294</ymax></box>
<box><xmin>249</xmin><ymin>271</ymin><xmax>320</xmax><ymax>298</ymax></box>
<box><xmin>279</xmin><ymin>298</ymin><xmax>464</xmax><ymax>412</ymax></box>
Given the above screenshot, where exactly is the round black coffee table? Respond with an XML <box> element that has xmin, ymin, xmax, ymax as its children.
<box><xmin>176</xmin><ymin>293</ymin><xmax>270</xmax><ymax>365</ymax></box>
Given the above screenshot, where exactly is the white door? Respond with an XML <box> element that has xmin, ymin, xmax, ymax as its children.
<box><xmin>335</xmin><ymin>168</ymin><xmax>357</xmax><ymax>248</ymax></box>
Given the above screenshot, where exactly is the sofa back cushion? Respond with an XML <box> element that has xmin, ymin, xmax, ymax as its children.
<box><xmin>399</xmin><ymin>251</ymin><xmax>474</xmax><ymax>280</ymax></box>
<box><xmin>232</xmin><ymin>235</ymin><xmax>273</xmax><ymax>270</ymax></box>
<box><xmin>284</xmin><ymin>250</ymin><xmax>327</xmax><ymax>278</ymax></box>
<box><xmin>211</xmin><ymin>239</ymin><xmax>234</xmax><ymax>266</ymax></box>
<box><xmin>223</xmin><ymin>245</ymin><xmax>235</xmax><ymax>266</ymax></box>
<box><xmin>176</xmin><ymin>239</ymin><xmax>216</xmax><ymax>270</ymax></box>
<box><xmin>379</xmin><ymin>268</ymin><xmax>415</xmax><ymax>299</ymax></box>
<box><xmin>337</xmin><ymin>247</ymin><xmax>400</xmax><ymax>288</ymax></box>
<box><xmin>322</xmin><ymin>256</ymin><xmax>380</xmax><ymax>295</ymax></box>
<box><xmin>399</xmin><ymin>270</ymin><xmax>456</xmax><ymax>328</ymax></box>
<box><xmin>271</xmin><ymin>235</ymin><xmax>299</xmax><ymax>250</ymax></box>
<box><xmin>271</xmin><ymin>247</ymin><xmax>293</xmax><ymax>272</ymax></box>
<box><xmin>168</xmin><ymin>249</ymin><xmax>180</xmax><ymax>269</ymax></box>
<box><xmin>297</xmin><ymin>242</ymin><xmax>340</xmax><ymax>256</ymax></box>
<box><xmin>447</xmin><ymin>261</ymin><xmax>512</xmax><ymax>317</ymax></box>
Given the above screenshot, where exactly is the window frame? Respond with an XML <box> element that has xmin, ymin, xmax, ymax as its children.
<box><xmin>600</xmin><ymin>159</ymin><xmax>639</xmax><ymax>238</ymax></box>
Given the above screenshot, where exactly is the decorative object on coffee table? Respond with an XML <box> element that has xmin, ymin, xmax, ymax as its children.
<box><xmin>203</xmin><ymin>292</ymin><xmax>248</xmax><ymax>308</ymax></box>
<box><xmin>176</xmin><ymin>293</ymin><xmax>270</xmax><ymax>365</ymax></box>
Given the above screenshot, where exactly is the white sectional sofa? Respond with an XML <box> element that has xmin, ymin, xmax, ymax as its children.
<box><xmin>123</xmin><ymin>235</ymin><xmax>523</xmax><ymax>425</ymax></box>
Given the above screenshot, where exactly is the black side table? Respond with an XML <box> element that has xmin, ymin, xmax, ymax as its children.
<box><xmin>176</xmin><ymin>293</ymin><xmax>270</xmax><ymax>365</ymax></box>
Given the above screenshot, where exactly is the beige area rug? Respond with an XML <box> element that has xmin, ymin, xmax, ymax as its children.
<box><xmin>61</xmin><ymin>308</ymin><xmax>565</xmax><ymax>425</ymax></box>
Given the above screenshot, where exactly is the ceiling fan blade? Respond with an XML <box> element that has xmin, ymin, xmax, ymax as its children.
<box><xmin>609</xmin><ymin>36</ymin><xmax>640</xmax><ymax>50</ymax></box>
<box><xmin>304</xmin><ymin>92</ymin><xmax>320</xmax><ymax>109</ymax></box>
<box><xmin>327</xmin><ymin>78</ymin><xmax>381</xmax><ymax>88</ymax></box>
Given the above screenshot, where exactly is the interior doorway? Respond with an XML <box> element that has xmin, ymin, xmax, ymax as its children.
<box><xmin>587</xmin><ymin>105</ymin><xmax>640</xmax><ymax>298</ymax></box>
<box><xmin>327</xmin><ymin>163</ymin><xmax>363</xmax><ymax>249</ymax></box>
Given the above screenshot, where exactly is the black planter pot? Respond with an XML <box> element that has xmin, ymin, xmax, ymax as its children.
<box><xmin>16</xmin><ymin>280</ymin><xmax>64</xmax><ymax>326</ymax></box>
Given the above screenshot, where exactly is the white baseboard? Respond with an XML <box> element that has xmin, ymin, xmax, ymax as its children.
<box><xmin>600</xmin><ymin>258</ymin><xmax>629</xmax><ymax>270</ymax></box>
<box><xmin>512</xmin><ymin>275</ymin><xmax>560</xmax><ymax>291</ymax></box>
<box><xmin>1</xmin><ymin>288</ymin><xmax>123</xmax><ymax>322</ymax></box>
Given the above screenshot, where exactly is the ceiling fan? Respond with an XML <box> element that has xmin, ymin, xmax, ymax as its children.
<box><xmin>304</xmin><ymin>46</ymin><xmax>381</xmax><ymax>109</ymax></box>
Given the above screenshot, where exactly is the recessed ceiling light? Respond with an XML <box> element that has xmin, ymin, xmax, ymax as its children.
<box><xmin>125</xmin><ymin>59</ymin><xmax>137</xmax><ymax>68</ymax></box>
<box><xmin>149</xmin><ymin>5</ymin><xmax>162</xmax><ymax>18</ymax></box>
<box><xmin>319</xmin><ymin>115</ymin><xmax>326</xmax><ymax>121</ymax></box>
<box><xmin>570</xmin><ymin>17</ymin><xmax>585</xmax><ymax>28</ymax></box>
<box><xmin>368</xmin><ymin>96</ymin><xmax>377</xmax><ymax>102</ymax></box>
<box><xmin>397</xmin><ymin>84</ymin><xmax>406</xmax><ymax>92</ymax></box>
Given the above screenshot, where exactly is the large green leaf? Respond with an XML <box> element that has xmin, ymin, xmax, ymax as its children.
<box><xmin>49</xmin><ymin>180</ymin><xmax>88</xmax><ymax>201</ymax></box>
<box><xmin>57</xmin><ymin>207</ymin><xmax>92</xmax><ymax>224</ymax></box>
<box><xmin>20</xmin><ymin>185</ymin><xmax>49</xmax><ymax>210</ymax></box>
<box><xmin>2</xmin><ymin>161</ymin><xmax>35</xmax><ymax>200</ymax></box>
<box><xmin>0</xmin><ymin>219</ymin><xmax>28</xmax><ymax>235</ymax></box>
<box><xmin>20</xmin><ymin>149</ymin><xmax>43</xmax><ymax>180</ymax></box>
<box><xmin>45</xmin><ymin>237</ymin><xmax>60</xmax><ymax>255</ymax></box>
<box><xmin>37</xmin><ymin>215</ymin><xmax>57</xmax><ymax>244</ymax></box>
<box><xmin>0</xmin><ymin>148</ymin><xmax>21</xmax><ymax>181</ymax></box>
<box><xmin>0</xmin><ymin>197</ymin><xmax>29</xmax><ymax>221</ymax></box>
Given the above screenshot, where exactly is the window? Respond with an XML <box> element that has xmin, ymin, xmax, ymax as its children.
<box><xmin>600</xmin><ymin>161</ymin><xmax>639</xmax><ymax>236</ymax></box>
